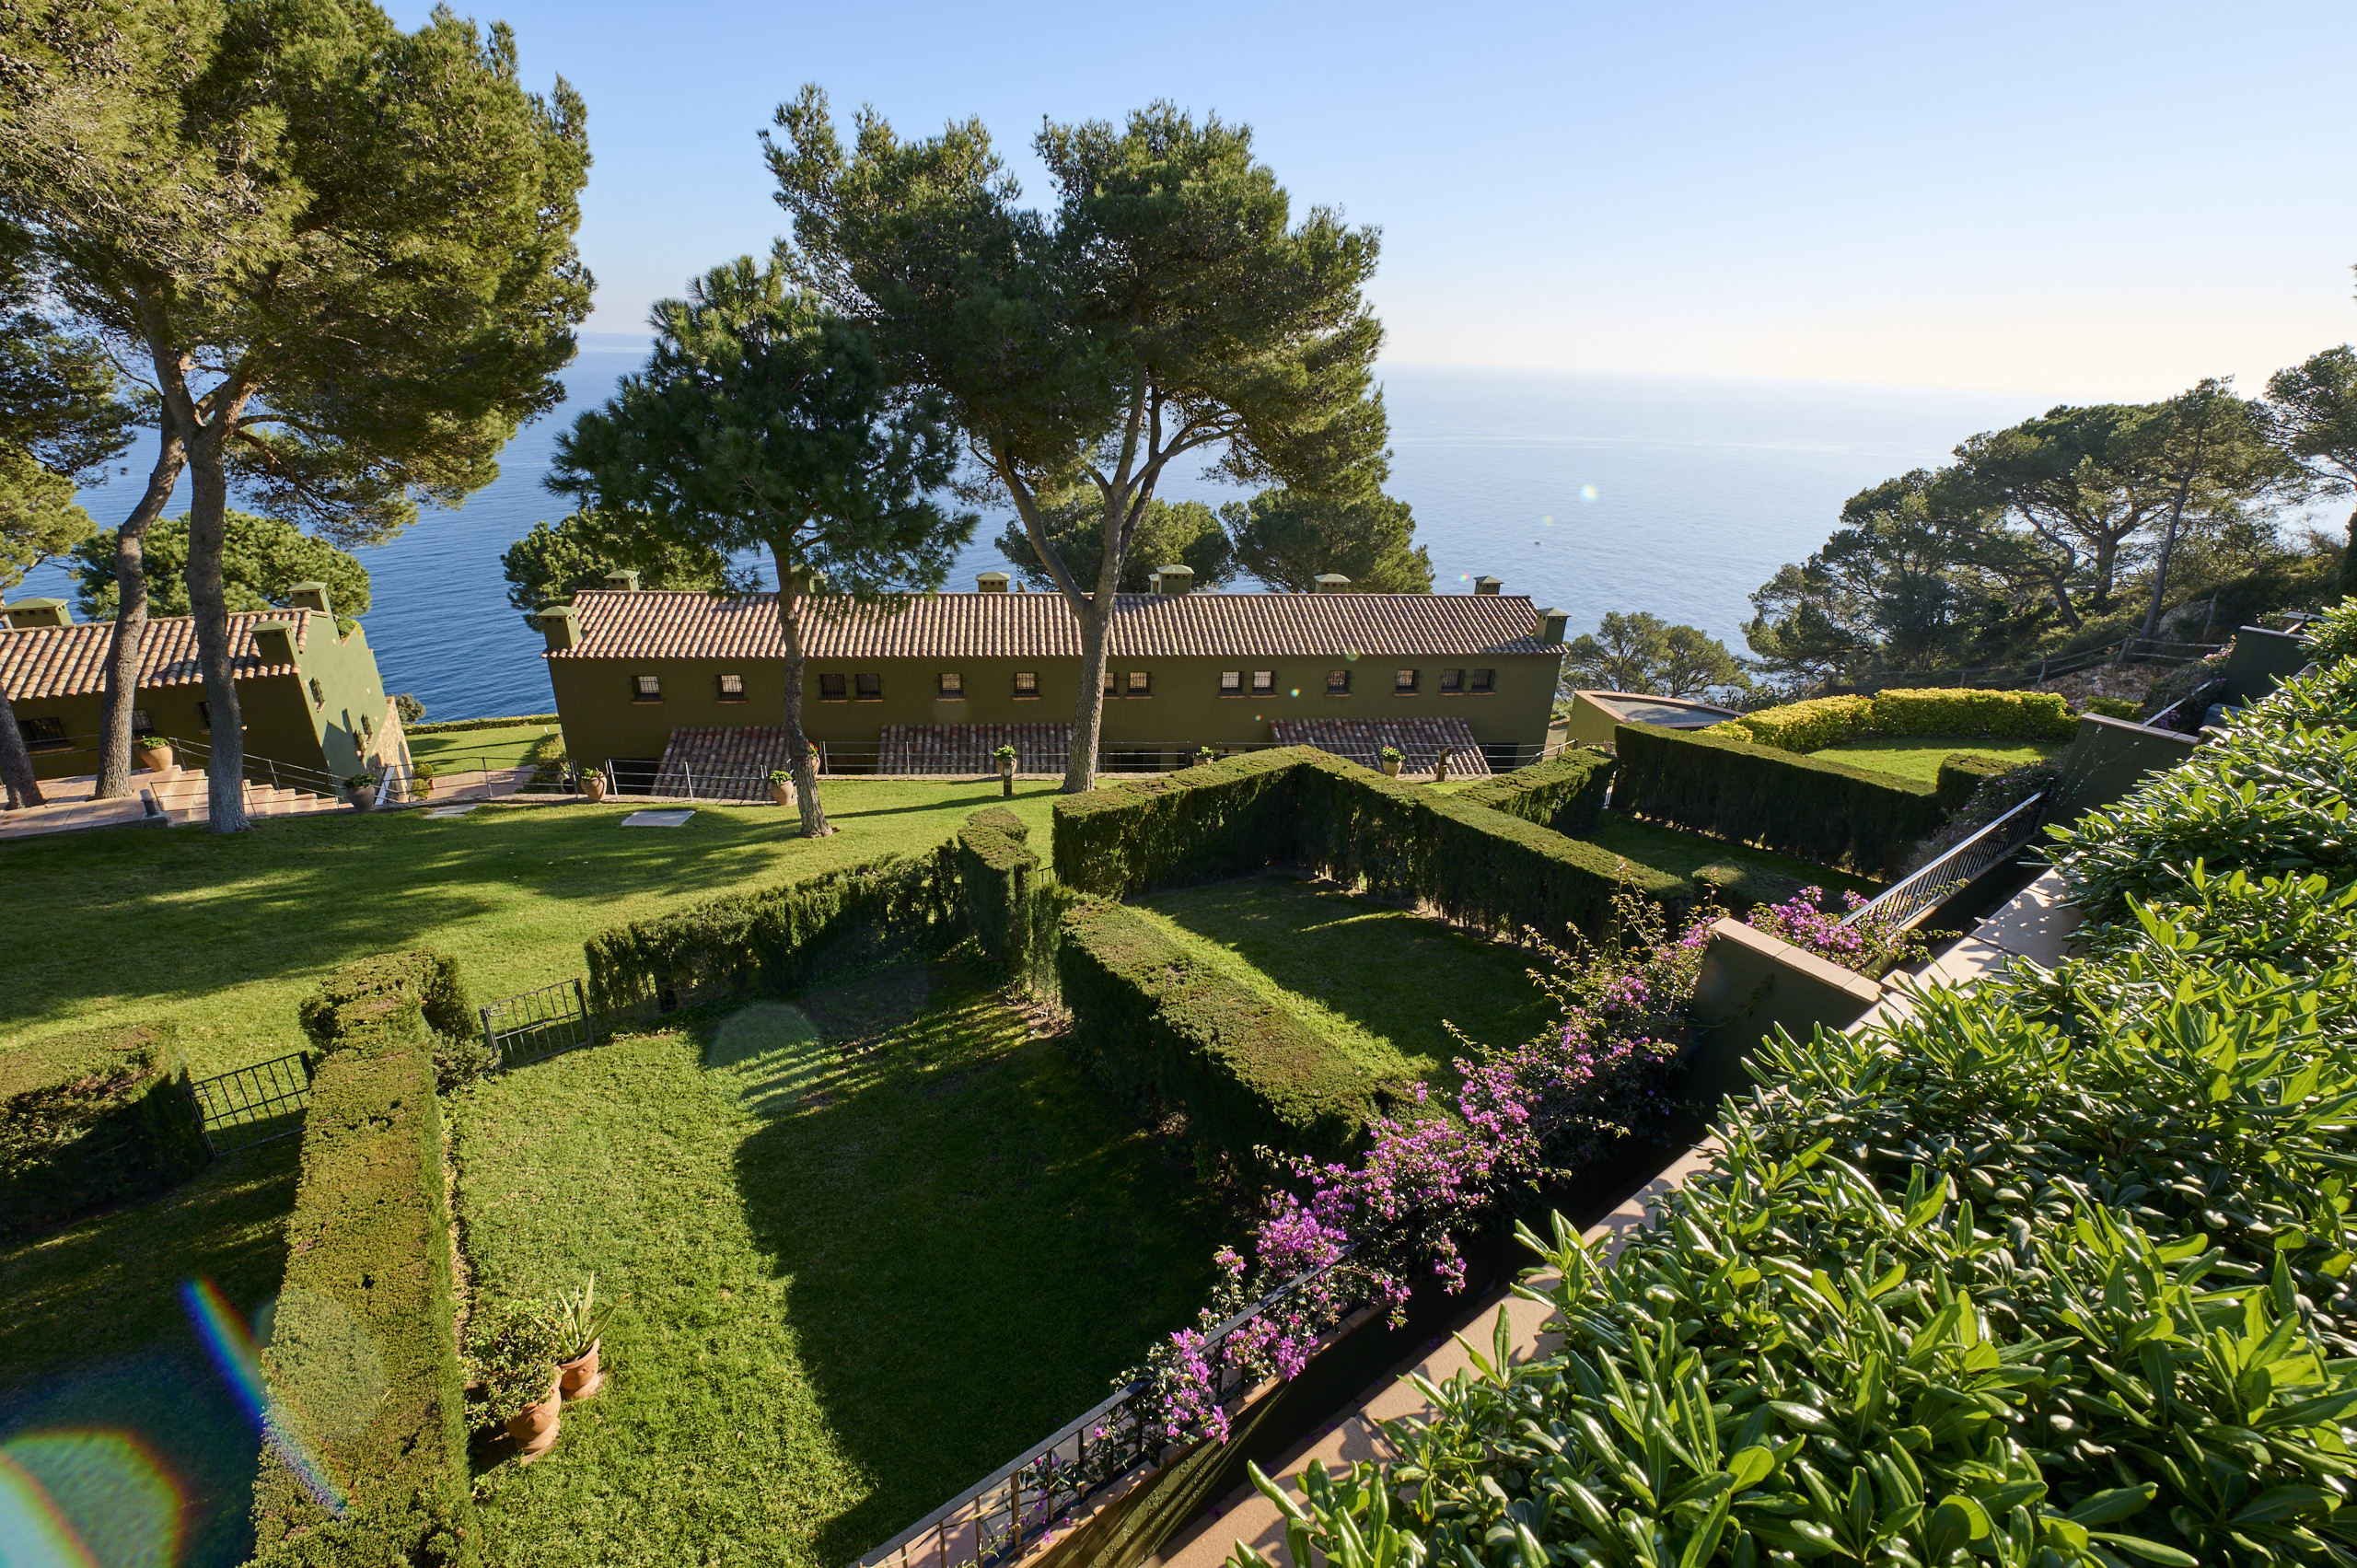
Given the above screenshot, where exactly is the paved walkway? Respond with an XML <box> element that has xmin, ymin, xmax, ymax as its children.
<box><xmin>0</xmin><ymin>767</ymin><xmax>348</xmax><ymax>840</ymax></box>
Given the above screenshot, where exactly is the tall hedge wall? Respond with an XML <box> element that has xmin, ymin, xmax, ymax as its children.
<box><xmin>0</xmin><ymin>1022</ymin><xmax>207</xmax><ymax>1237</ymax></box>
<box><xmin>1612</xmin><ymin>722</ymin><xmax>1945</xmax><ymax>875</ymax></box>
<box><xmin>1710</xmin><ymin>686</ymin><xmax>2078</xmax><ymax>752</ymax></box>
<box><xmin>1055</xmin><ymin>900</ymin><xmax>1379</xmax><ymax>1158</ymax></box>
<box><xmin>1052</xmin><ymin>747</ymin><xmax>1690</xmax><ymax>941</ymax></box>
<box><xmin>1455</xmin><ymin>747</ymin><xmax>1614</xmax><ymax>835</ymax></box>
<box><xmin>297</xmin><ymin>950</ymin><xmax>472</xmax><ymax>1053</ymax></box>
<box><xmin>249</xmin><ymin>981</ymin><xmax>476</xmax><ymax>1566</ymax></box>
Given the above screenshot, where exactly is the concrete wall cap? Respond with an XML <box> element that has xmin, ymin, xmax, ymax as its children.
<box><xmin>1706</xmin><ymin>916</ymin><xmax>1886</xmax><ymax>1006</ymax></box>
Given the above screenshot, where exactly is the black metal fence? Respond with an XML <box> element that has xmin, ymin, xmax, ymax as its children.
<box><xmin>186</xmin><ymin>1051</ymin><xmax>315</xmax><ymax>1156</ymax></box>
<box><xmin>481</xmin><ymin>978</ymin><xmax>598</xmax><ymax>1069</ymax></box>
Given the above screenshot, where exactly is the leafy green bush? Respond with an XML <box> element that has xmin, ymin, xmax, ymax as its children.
<box><xmin>1707</xmin><ymin>692</ymin><xmax>1875</xmax><ymax>751</ymax></box>
<box><xmin>297</xmin><ymin>950</ymin><xmax>472</xmax><ymax>1053</ymax></box>
<box><xmin>249</xmin><ymin>999</ymin><xmax>477</xmax><ymax>1566</ymax></box>
<box><xmin>1933</xmin><ymin>749</ymin><xmax>2016</xmax><ymax>811</ymax></box>
<box><xmin>403</xmin><ymin>712</ymin><xmax>557</xmax><ymax>734</ymax></box>
<box><xmin>2303</xmin><ymin>597</ymin><xmax>2357</xmax><ymax>664</ymax></box>
<box><xmin>0</xmin><ymin>1022</ymin><xmax>206</xmax><ymax>1237</ymax></box>
<box><xmin>1456</xmin><ymin>747</ymin><xmax>1615</xmax><ymax>835</ymax></box>
<box><xmin>2082</xmin><ymin>695</ymin><xmax>2143</xmax><ymax>721</ymax></box>
<box><xmin>1613</xmin><ymin>722</ymin><xmax>1946</xmax><ymax>874</ymax></box>
<box><xmin>1715</xmin><ymin>688</ymin><xmax>2077</xmax><ymax>752</ymax></box>
<box><xmin>1056</xmin><ymin>900</ymin><xmax>1380</xmax><ymax>1158</ymax></box>
<box><xmin>1052</xmin><ymin>747</ymin><xmax>1692</xmax><ymax>942</ymax></box>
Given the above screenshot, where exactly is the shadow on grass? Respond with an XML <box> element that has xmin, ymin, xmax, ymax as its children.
<box><xmin>714</xmin><ymin>960</ymin><xmax>1227</xmax><ymax>1565</ymax></box>
<box><xmin>0</xmin><ymin>1139</ymin><xmax>302</xmax><ymax>1568</ymax></box>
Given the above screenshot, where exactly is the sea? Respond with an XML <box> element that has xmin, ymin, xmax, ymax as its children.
<box><xmin>25</xmin><ymin>354</ymin><xmax>2035</xmax><ymax>722</ymax></box>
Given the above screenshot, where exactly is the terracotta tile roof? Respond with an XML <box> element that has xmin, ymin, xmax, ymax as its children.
<box><xmin>553</xmin><ymin>589</ymin><xmax>1558</xmax><ymax>663</ymax></box>
<box><xmin>879</xmin><ymin>723</ymin><xmax>1073</xmax><ymax>774</ymax></box>
<box><xmin>0</xmin><ymin>611</ymin><xmax>313</xmax><ymax>701</ymax></box>
<box><xmin>653</xmin><ymin>727</ymin><xmax>797</xmax><ymax>798</ymax></box>
<box><xmin>1268</xmin><ymin>717</ymin><xmax>1493</xmax><ymax>777</ymax></box>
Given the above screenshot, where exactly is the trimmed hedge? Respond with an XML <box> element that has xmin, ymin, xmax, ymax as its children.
<box><xmin>403</xmin><ymin>713</ymin><xmax>558</xmax><ymax>734</ymax></box>
<box><xmin>0</xmin><ymin>1022</ymin><xmax>206</xmax><ymax>1237</ymax></box>
<box><xmin>1711</xmin><ymin>686</ymin><xmax>2078</xmax><ymax>752</ymax></box>
<box><xmin>1613</xmin><ymin>722</ymin><xmax>1945</xmax><ymax>875</ymax></box>
<box><xmin>249</xmin><ymin>981</ymin><xmax>476</xmax><ymax>1566</ymax></box>
<box><xmin>298</xmin><ymin>951</ymin><xmax>472</xmax><ymax>1053</ymax></box>
<box><xmin>1052</xmin><ymin>747</ymin><xmax>1690</xmax><ymax>941</ymax></box>
<box><xmin>1455</xmin><ymin>747</ymin><xmax>1614</xmax><ymax>835</ymax></box>
<box><xmin>1933</xmin><ymin>749</ymin><xmax>2016</xmax><ymax>812</ymax></box>
<box><xmin>951</xmin><ymin>807</ymin><xmax>1073</xmax><ymax>990</ymax></box>
<box><xmin>1055</xmin><ymin>900</ymin><xmax>1379</xmax><ymax>1158</ymax></box>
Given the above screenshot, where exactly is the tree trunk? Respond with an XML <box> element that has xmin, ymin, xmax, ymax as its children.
<box><xmin>2089</xmin><ymin>536</ymin><xmax>2118</xmax><ymax>609</ymax></box>
<box><xmin>94</xmin><ymin>423</ymin><xmax>187</xmax><ymax>799</ymax></box>
<box><xmin>772</xmin><ymin>544</ymin><xmax>831</xmax><ymax>837</ymax></box>
<box><xmin>1066</xmin><ymin>601</ymin><xmax>1112</xmax><ymax>793</ymax></box>
<box><xmin>2140</xmin><ymin>471</ymin><xmax>2199</xmax><ymax>644</ymax></box>
<box><xmin>0</xmin><ymin>681</ymin><xmax>45</xmax><ymax>809</ymax></box>
<box><xmin>185</xmin><ymin>419</ymin><xmax>250</xmax><ymax>833</ymax></box>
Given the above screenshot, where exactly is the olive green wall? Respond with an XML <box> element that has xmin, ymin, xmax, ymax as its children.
<box><xmin>546</xmin><ymin>648</ymin><xmax>1563</xmax><ymax>770</ymax></box>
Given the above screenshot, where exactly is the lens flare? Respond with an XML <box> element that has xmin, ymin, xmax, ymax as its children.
<box><xmin>0</xmin><ymin>1449</ymin><xmax>99</xmax><ymax>1568</ymax></box>
<box><xmin>182</xmin><ymin>1279</ymin><xmax>348</xmax><ymax>1518</ymax></box>
<box><xmin>0</xmin><ymin>1433</ymin><xmax>180</xmax><ymax>1568</ymax></box>
<box><xmin>1580</xmin><ymin>485</ymin><xmax>1599</xmax><ymax>503</ymax></box>
<box><xmin>1539</xmin><ymin>514</ymin><xmax>1554</xmax><ymax>527</ymax></box>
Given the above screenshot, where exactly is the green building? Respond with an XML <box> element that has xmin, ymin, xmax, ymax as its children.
<box><xmin>0</xmin><ymin>587</ymin><xmax>409</xmax><ymax>787</ymax></box>
<box><xmin>539</xmin><ymin>570</ymin><xmax>1567</xmax><ymax>787</ymax></box>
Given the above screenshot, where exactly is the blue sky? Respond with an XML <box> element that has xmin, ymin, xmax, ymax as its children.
<box><xmin>392</xmin><ymin>0</ymin><xmax>2354</xmax><ymax>402</ymax></box>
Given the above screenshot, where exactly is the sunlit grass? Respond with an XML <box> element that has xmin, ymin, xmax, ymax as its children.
<box><xmin>1809</xmin><ymin>737</ymin><xmax>2065</xmax><ymax>784</ymax></box>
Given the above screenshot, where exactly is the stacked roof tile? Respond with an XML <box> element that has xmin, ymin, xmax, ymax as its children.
<box><xmin>1267</xmin><ymin>717</ymin><xmax>1492</xmax><ymax>777</ymax></box>
<box><xmin>0</xmin><ymin>611</ymin><xmax>314</xmax><ymax>701</ymax></box>
<box><xmin>878</xmin><ymin>724</ymin><xmax>1073</xmax><ymax>775</ymax></box>
<box><xmin>653</xmin><ymin>727</ymin><xmax>799</xmax><ymax>799</ymax></box>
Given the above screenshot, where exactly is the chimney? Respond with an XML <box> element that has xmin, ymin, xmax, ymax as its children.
<box><xmin>1474</xmin><ymin>575</ymin><xmax>1503</xmax><ymax>596</ymax></box>
<box><xmin>603</xmin><ymin>567</ymin><xmax>641</xmax><ymax>592</ymax></box>
<box><xmin>1151</xmin><ymin>563</ymin><xmax>1194</xmax><ymax>596</ymax></box>
<box><xmin>285</xmin><ymin>581</ymin><xmax>332</xmax><ymax>616</ymax></box>
<box><xmin>1537</xmin><ymin>608</ymin><xmax>1569</xmax><ymax>645</ymax></box>
<box><xmin>538</xmin><ymin>605</ymin><xmax>581</xmax><ymax>651</ymax></box>
<box><xmin>1314</xmin><ymin>574</ymin><xmax>1352</xmax><ymax>594</ymax></box>
<box><xmin>794</xmin><ymin>567</ymin><xmax>828</xmax><ymax>596</ymax></box>
<box><xmin>253</xmin><ymin>619</ymin><xmax>299</xmax><ymax>666</ymax></box>
<box><xmin>976</xmin><ymin>571</ymin><xmax>1010</xmax><ymax>593</ymax></box>
<box><xmin>1</xmin><ymin>598</ymin><xmax>71</xmax><ymax>628</ymax></box>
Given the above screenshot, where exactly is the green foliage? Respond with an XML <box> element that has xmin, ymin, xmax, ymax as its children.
<box><xmin>2303</xmin><ymin>596</ymin><xmax>2357</xmax><ymax>666</ymax></box>
<box><xmin>1934</xmin><ymin>749</ymin><xmax>2019</xmax><ymax>811</ymax></box>
<box><xmin>0</xmin><ymin>1021</ymin><xmax>204</xmax><ymax>1237</ymax></box>
<box><xmin>1051</xmin><ymin>747</ymin><xmax>1693</xmax><ymax>942</ymax></box>
<box><xmin>405</xmin><ymin>713</ymin><xmax>559</xmax><ymax>735</ymax></box>
<box><xmin>1217</xmin><ymin>487</ymin><xmax>1433</xmax><ymax>593</ymax></box>
<box><xmin>1057</xmin><ymin>900</ymin><xmax>1379</xmax><ymax>1158</ymax></box>
<box><xmin>1456</xmin><ymin>748</ymin><xmax>1615</xmax><ymax>836</ymax></box>
<box><xmin>1708</xmin><ymin>692</ymin><xmax>1878</xmax><ymax>752</ymax></box>
<box><xmin>250</xmin><ymin>1025</ymin><xmax>477</xmax><ymax>1566</ymax></box>
<box><xmin>296</xmin><ymin>950</ymin><xmax>473</xmax><ymax>1057</ymax></box>
<box><xmin>951</xmin><ymin>807</ymin><xmax>1066</xmax><ymax>989</ymax></box>
<box><xmin>2082</xmin><ymin>695</ymin><xmax>2143</xmax><ymax>720</ymax></box>
<box><xmin>465</xmin><ymin>1296</ymin><xmax>563</xmax><ymax>1424</ymax></box>
<box><xmin>994</xmin><ymin>489</ymin><xmax>1237</xmax><ymax>591</ymax></box>
<box><xmin>1562</xmin><ymin>610</ymin><xmax>1749</xmax><ymax>701</ymax></box>
<box><xmin>2268</xmin><ymin>346</ymin><xmax>2357</xmax><ymax>498</ymax></box>
<box><xmin>394</xmin><ymin>693</ymin><xmax>427</xmax><ymax>726</ymax></box>
<box><xmin>0</xmin><ymin>229</ymin><xmax>137</xmax><ymax>484</ymax></box>
<box><xmin>0</xmin><ymin>441</ymin><xmax>92</xmax><ymax>591</ymax></box>
<box><xmin>1719</xmin><ymin>687</ymin><xmax>2077</xmax><ymax>753</ymax></box>
<box><xmin>540</xmin><ymin>1273</ymin><xmax>612</xmax><ymax>1365</ymax></box>
<box><xmin>1614</xmin><ymin>723</ymin><xmax>1947</xmax><ymax>875</ymax></box>
<box><xmin>67</xmin><ymin>509</ymin><xmax>372</xmax><ymax>620</ymax></box>
<box><xmin>499</xmin><ymin>508</ymin><xmax>752</xmax><ymax>628</ymax></box>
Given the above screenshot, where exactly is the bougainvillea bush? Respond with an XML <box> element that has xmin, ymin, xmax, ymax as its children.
<box><xmin>1745</xmin><ymin>885</ymin><xmax>1930</xmax><ymax>976</ymax></box>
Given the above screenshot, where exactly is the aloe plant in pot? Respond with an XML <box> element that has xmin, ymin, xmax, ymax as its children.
<box><xmin>470</xmin><ymin>1300</ymin><xmax>565</xmax><ymax>1460</ymax></box>
<box><xmin>543</xmin><ymin>1273</ymin><xmax>613</xmax><ymax>1400</ymax></box>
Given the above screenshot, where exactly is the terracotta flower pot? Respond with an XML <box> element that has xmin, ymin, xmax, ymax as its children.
<box><xmin>351</xmin><ymin>786</ymin><xmax>377</xmax><ymax>812</ymax></box>
<box><xmin>558</xmin><ymin>1339</ymin><xmax>605</xmax><ymax>1400</ymax></box>
<box><xmin>769</xmin><ymin>783</ymin><xmax>795</xmax><ymax>808</ymax></box>
<box><xmin>1380</xmin><ymin>757</ymin><xmax>1402</xmax><ymax>777</ymax></box>
<box><xmin>505</xmin><ymin>1377</ymin><xmax>562</xmax><ymax>1461</ymax></box>
<box><xmin>138</xmin><ymin>744</ymin><xmax>175</xmax><ymax>774</ymax></box>
<box><xmin>583</xmin><ymin>774</ymin><xmax>609</xmax><ymax>803</ymax></box>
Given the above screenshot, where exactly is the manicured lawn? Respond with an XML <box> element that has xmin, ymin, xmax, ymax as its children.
<box><xmin>1581</xmin><ymin>812</ymin><xmax>1881</xmax><ymax>908</ymax></box>
<box><xmin>1808</xmin><ymin>737</ymin><xmax>2065</xmax><ymax>784</ymax></box>
<box><xmin>453</xmin><ymin>958</ymin><xmax>1225</xmax><ymax>1568</ymax></box>
<box><xmin>1132</xmin><ymin>874</ymin><xmax>1554</xmax><ymax>1089</ymax></box>
<box><xmin>0</xmin><ymin>1140</ymin><xmax>302</xmax><ymax>1568</ymax></box>
<box><xmin>0</xmin><ymin>781</ymin><xmax>1062</xmax><ymax>1074</ymax></box>
<box><xmin>407</xmin><ymin>720</ymin><xmax>565</xmax><ymax>772</ymax></box>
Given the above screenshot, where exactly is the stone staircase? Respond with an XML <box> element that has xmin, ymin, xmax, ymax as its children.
<box><xmin>0</xmin><ymin>766</ymin><xmax>352</xmax><ymax>842</ymax></box>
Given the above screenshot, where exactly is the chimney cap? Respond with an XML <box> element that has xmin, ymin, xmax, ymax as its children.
<box><xmin>285</xmin><ymin>580</ymin><xmax>332</xmax><ymax>615</ymax></box>
<box><xmin>1</xmin><ymin>597</ymin><xmax>72</xmax><ymax>628</ymax></box>
<box><xmin>976</xmin><ymin>571</ymin><xmax>1010</xmax><ymax>592</ymax></box>
<box><xmin>1149</xmin><ymin>563</ymin><xmax>1195</xmax><ymax>595</ymax></box>
<box><xmin>1536</xmin><ymin>607</ymin><xmax>1569</xmax><ymax>645</ymax></box>
<box><xmin>1314</xmin><ymin>573</ymin><xmax>1352</xmax><ymax>593</ymax></box>
<box><xmin>1474</xmin><ymin>575</ymin><xmax>1504</xmax><ymax>595</ymax></box>
<box><xmin>537</xmin><ymin>603</ymin><xmax>581</xmax><ymax>651</ymax></box>
<box><xmin>603</xmin><ymin>567</ymin><xmax>642</xmax><ymax>592</ymax></box>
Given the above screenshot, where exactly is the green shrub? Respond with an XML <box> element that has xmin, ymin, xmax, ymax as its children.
<box><xmin>1933</xmin><ymin>749</ymin><xmax>2016</xmax><ymax>811</ymax></box>
<box><xmin>1719</xmin><ymin>687</ymin><xmax>2078</xmax><ymax>752</ymax></box>
<box><xmin>1051</xmin><ymin>747</ymin><xmax>1691</xmax><ymax>942</ymax></box>
<box><xmin>952</xmin><ymin>807</ymin><xmax>1054</xmax><ymax>984</ymax></box>
<box><xmin>403</xmin><ymin>713</ymin><xmax>558</xmax><ymax>735</ymax></box>
<box><xmin>1612</xmin><ymin>722</ymin><xmax>1945</xmax><ymax>874</ymax></box>
<box><xmin>0</xmin><ymin>1022</ymin><xmax>206</xmax><ymax>1237</ymax></box>
<box><xmin>1709</xmin><ymin>691</ymin><xmax>1875</xmax><ymax>751</ymax></box>
<box><xmin>1055</xmin><ymin>900</ymin><xmax>1379</xmax><ymax>1158</ymax></box>
<box><xmin>1456</xmin><ymin>747</ymin><xmax>1614</xmax><ymax>835</ymax></box>
<box><xmin>2303</xmin><ymin>596</ymin><xmax>2357</xmax><ymax>664</ymax></box>
<box><xmin>2082</xmin><ymin>694</ymin><xmax>2143</xmax><ymax>721</ymax></box>
<box><xmin>297</xmin><ymin>950</ymin><xmax>472</xmax><ymax>1053</ymax></box>
<box><xmin>248</xmin><ymin>995</ymin><xmax>477</xmax><ymax>1566</ymax></box>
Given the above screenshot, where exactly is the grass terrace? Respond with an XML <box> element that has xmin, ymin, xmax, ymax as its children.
<box><xmin>1580</xmin><ymin>811</ymin><xmax>1880</xmax><ymax>909</ymax></box>
<box><xmin>1807</xmin><ymin>736</ymin><xmax>2067</xmax><ymax>783</ymax></box>
<box><xmin>405</xmin><ymin>718</ymin><xmax>567</xmax><ymax>772</ymax></box>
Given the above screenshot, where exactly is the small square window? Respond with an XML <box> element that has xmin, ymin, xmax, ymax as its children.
<box><xmin>1219</xmin><ymin>671</ymin><xmax>1242</xmax><ymax>695</ymax></box>
<box><xmin>1104</xmin><ymin>668</ymin><xmax>1117</xmax><ymax>695</ymax></box>
<box><xmin>17</xmin><ymin>715</ymin><xmax>68</xmax><ymax>752</ymax></box>
<box><xmin>1127</xmin><ymin>670</ymin><xmax>1151</xmax><ymax>696</ymax></box>
<box><xmin>718</xmin><ymin>673</ymin><xmax>747</xmax><ymax>702</ymax></box>
<box><xmin>1439</xmin><ymin>668</ymin><xmax>1464</xmax><ymax>694</ymax></box>
<box><xmin>1470</xmin><ymin>668</ymin><xmax>1495</xmax><ymax>693</ymax></box>
<box><xmin>1251</xmin><ymin>671</ymin><xmax>1275</xmax><ymax>695</ymax></box>
<box><xmin>855</xmin><ymin>673</ymin><xmax>882</xmax><ymax>701</ymax></box>
<box><xmin>1326</xmin><ymin>669</ymin><xmax>1352</xmax><ymax>696</ymax></box>
<box><xmin>819</xmin><ymin>673</ymin><xmax>848</xmax><ymax>702</ymax></box>
<box><xmin>1013</xmin><ymin>671</ymin><xmax>1039</xmax><ymax>697</ymax></box>
<box><xmin>131</xmin><ymin>708</ymin><xmax>155</xmax><ymax>738</ymax></box>
<box><xmin>1394</xmin><ymin>668</ymin><xmax>1418</xmax><ymax>694</ymax></box>
<box><xmin>633</xmin><ymin>673</ymin><xmax>663</xmax><ymax>702</ymax></box>
<box><xmin>938</xmin><ymin>671</ymin><xmax>964</xmax><ymax>697</ymax></box>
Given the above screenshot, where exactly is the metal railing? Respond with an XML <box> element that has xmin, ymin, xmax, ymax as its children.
<box><xmin>1840</xmin><ymin>792</ymin><xmax>2048</xmax><ymax>934</ymax></box>
<box><xmin>481</xmin><ymin>978</ymin><xmax>598</xmax><ymax>1069</ymax></box>
<box><xmin>186</xmin><ymin>1051</ymin><xmax>315</xmax><ymax>1156</ymax></box>
<box><xmin>166</xmin><ymin>735</ymin><xmax>346</xmax><ymax>798</ymax></box>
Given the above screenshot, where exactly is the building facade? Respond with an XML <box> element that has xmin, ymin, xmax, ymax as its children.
<box><xmin>0</xmin><ymin>586</ymin><xmax>409</xmax><ymax>785</ymax></box>
<box><xmin>540</xmin><ymin>572</ymin><xmax>1567</xmax><ymax>783</ymax></box>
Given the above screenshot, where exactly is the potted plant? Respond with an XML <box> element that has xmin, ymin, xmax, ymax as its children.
<box><xmin>345</xmin><ymin>772</ymin><xmax>377</xmax><ymax>810</ymax></box>
<box><xmin>543</xmin><ymin>1274</ymin><xmax>614</xmax><ymax>1400</ymax></box>
<box><xmin>1193</xmin><ymin>745</ymin><xmax>1215</xmax><ymax>768</ymax></box>
<box><xmin>470</xmin><ymin>1301</ymin><xmax>564</xmax><ymax>1461</ymax></box>
<box><xmin>1378</xmin><ymin>745</ymin><xmax>1403</xmax><ymax>777</ymax></box>
<box><xmin>766</xmin><ymin>768</ymin><xmax>795</xmax><ymax>808</ymax></box>
<box><xmin>410</xmin><ymin>761</ymin><xmax>438</xmax><ymax>802</ymax></box>
<box><xmin>993</xmin><ymin>743</ymin><xmax>1017</xmax><ymax>796</ymax></box>
<box><xmin>580</xmin><ymin>762</ymin><xmax>609</xmax><ymax>803</ymax></box>
<box><xmin>134</xmin><ymin>735</ymin><xmax>176</xmax><ymax>773</ymax></box>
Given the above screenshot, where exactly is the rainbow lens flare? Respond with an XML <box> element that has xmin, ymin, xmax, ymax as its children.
<box><xmin>0</xmin><ymin>1432</ymin><xmax>180</xmax><ymax>1568</ymax></box>
<box><xmin>181</xmin><ymin>1279</ymin><xmax>348</xmax><ymax>1518</ymax></box>
<box><xmin>1580</xmin><ymin>485</ymin><xmax>1599</xmax><ymax>502</ymax></box>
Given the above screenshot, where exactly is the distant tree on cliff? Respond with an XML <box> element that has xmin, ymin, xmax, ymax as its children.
<box><xmin>994</xmin><ymin>490</ymin><xmax>1236</xmax><ymax>592</ymax></box>
<box><xmin>70</xmin><ymin>510</ymin><xmax>371</xmax><ymax>621</ymax></box>
<box><xmin>501</xmin><ymin>509</ymin><xmax>753</xmax><ymax>628</ymax></box>
<box><xmin>1562</xmin><ymin>611</ymin><xmax>1748</xmax><ymax>703</ymax></box>
<box><xmin>1221</xmin><ymin>488</ymin><xmax>1433</xmax><ymax>592</ymax></box>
